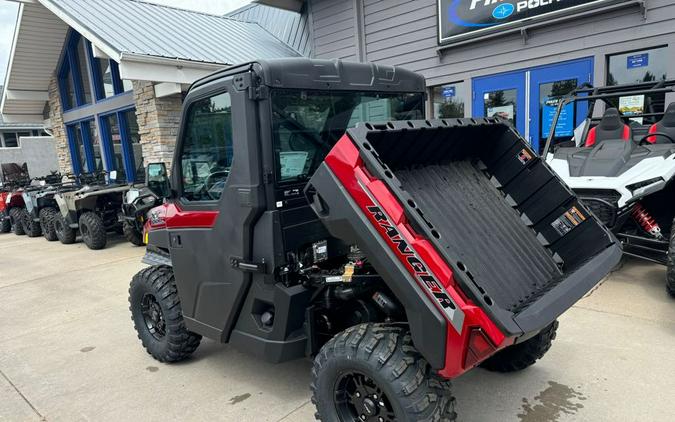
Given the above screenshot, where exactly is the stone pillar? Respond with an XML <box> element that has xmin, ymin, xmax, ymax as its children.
<box><xmin>132</xmin><ymin>81</ymin><xmax>183</xmax><ymax>170</ymax></box>
<box><xmin>48</xmin><ymin>74</ymin><xmax>71</xmax><ymax>174</ymax></box>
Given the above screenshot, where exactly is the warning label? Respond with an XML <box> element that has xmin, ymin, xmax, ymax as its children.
<box><xmin>518</xmin><ymin>149</ymin><xmax>534</xmax><ymax>165</ymax></box>
<box><xmin>551</xmin><ymin>206</ymin><xmax>587</xmax><ymax>236</ymax></box>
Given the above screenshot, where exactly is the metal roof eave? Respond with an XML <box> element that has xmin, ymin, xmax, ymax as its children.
<box><xmin>37</xmin><ymin>0</ymin><xmax>121</xmax><ymax>62</ymax></box>
<box><xmin>118</xmin><ymin>53</ymin><xmax>229</xmax><ymax>85</ymax></box>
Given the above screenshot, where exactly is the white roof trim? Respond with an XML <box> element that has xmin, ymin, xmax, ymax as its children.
<box><xmin>118</xmin><ymin>53</ymin><xmax>227</xmax><ymax>85</ymax></box>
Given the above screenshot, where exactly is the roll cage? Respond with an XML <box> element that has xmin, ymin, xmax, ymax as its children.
<box><xmin>542</xmin><ymin>79</ymin><xmax>675</xmax><ymax>156</ymax></box>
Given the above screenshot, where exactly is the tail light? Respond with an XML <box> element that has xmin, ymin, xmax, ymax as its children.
<box><xmin>464</xmin><ymin>328</ymin><xmax>496</xmax><ymax>368</ymax></box>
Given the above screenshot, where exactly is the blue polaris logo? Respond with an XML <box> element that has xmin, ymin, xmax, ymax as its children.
<box><xmin>492</xmin><ymin>3</ymin><xmax>514</xmax><ymax>19</ymax></box>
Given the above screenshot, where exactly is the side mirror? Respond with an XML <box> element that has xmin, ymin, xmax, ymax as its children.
<box><xmin>145</xmin><ymin>162</ymin><xmax>171</xmax><ymax>199</ymax></box>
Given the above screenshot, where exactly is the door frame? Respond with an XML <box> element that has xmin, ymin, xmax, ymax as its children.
<box><xmin>472</xmin><ymin>57</ymin><xmax>594</xmax><ymax>151</ymax></box>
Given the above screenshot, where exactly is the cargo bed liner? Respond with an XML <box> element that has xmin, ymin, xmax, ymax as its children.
<box><xmin>397</xmin><ymin>162</ymin><xmax>560</xmax><ymax>313</ymax></box>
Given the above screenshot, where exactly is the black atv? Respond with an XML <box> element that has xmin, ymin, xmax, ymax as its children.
<box><xmin>119</xmin><ymin>165</ymin><xmax>170</xmax><ymax>246</ymax></box>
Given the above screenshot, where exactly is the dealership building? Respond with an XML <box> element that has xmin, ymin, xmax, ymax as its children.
<box><xmin>275</xmin><ymin>0</ymin><xmax>674</xmax><ymax>153</ymax></box>
<box><xmin>0</xmin><ymin>0</ymin><xmax>305</xmax><ymax>181</ymax></box>
<box><xmin>2</xmin><ymin>0</ymin><xmax>674</xmax><ymax>180</ymax></box>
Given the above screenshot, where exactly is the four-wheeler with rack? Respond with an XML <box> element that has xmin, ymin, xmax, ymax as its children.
<box><xmin>129</xmin><ymin>58</ymin><xmax>620</xmax><ymax>421</ymax></box>
<box><xmin>19</xmin><ymin>172</ymin><xmax>66</xmax><ymax>239</ymax></box>
<box><xmin>119</xmin><ymin>166</ymin><xmax>169</xmax><ymax>246</ymax></box>
<box><xmin>543</xmin><ymin>79</ymin><xmax>675</xmax><ymax>295</ymax></box>
<box><xmin>53</xmin><ymin>172</ymin><xmax>130</xmax><ymax>250</ymax></box>
<box><xmin>0</xmin><ymin>163</ymin><xmax>31</xmax><ymax>235</ymax></box>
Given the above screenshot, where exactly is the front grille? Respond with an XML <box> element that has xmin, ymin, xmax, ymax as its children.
<box><xmin>574</xmin><ymin>189</ymin><xmax>621</xmax><ymax>228</ymax></box>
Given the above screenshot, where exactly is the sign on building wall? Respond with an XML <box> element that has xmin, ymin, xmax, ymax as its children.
<box><xmin>438</xmin><ymin>0</ymin><xmax>635</xmax><ymax>45</ymax></box>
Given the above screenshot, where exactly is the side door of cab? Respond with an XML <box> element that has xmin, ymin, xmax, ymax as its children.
<box><xmin>167</xmin><ymin>73</ymin><xmax>266</xmax><ymax>342</ymax></box>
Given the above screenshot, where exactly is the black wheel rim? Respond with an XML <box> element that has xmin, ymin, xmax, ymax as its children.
<box><xmin>334</xmin><ymin>371</ymin><xmax>396</xmax><ymax>422</ymax></box>
<box><xmin>141</xmin><ymin>293</ymin><xmax>166</xmax><ymax>340</ymax></box>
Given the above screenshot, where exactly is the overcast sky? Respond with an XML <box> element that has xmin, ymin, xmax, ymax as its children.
<box><xmin>0</xmin><ymin>0</ymin><xmax>252</xmax><ymax>83</ymax></box>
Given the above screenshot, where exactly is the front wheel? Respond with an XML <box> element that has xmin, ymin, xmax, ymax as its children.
<box><xmin>9</xmin><ymin>208</ymin><xmax>25</xmax><ymax>236</ymax></box>
<box><xmin>123</xmin><ymin>221</ymin><xmax>144</xmax><ymax>246</ymax></box>
<box><xmin>129</xmin><ymin>266</ymin><xmax>201</xmax><ymax>362</ymax></box>
<box><xmin>39</xmin><ymin>207</ymin><xmax>58</xmax><ymax>241</ymax></box>
<box><xmin>311</xmin><ymin>324</ymin><xmax>456</xmax><ymax>422</ymax></box>
<box><xmin>480</xmin><ymin>321</ymin><xmax>558</xmax><ymax>372</ymax></box>
<box><xmin>0</xmin><ymin>213</ymin><xmax>10</xmax><ymax>233</ymax></box>
<box><xmin>53</xmin><ymin>212</ymin><xmax>76</xmax><ymax>244</ymax></box>
<box><xmin>21</xmin><ymin>209</ymin><xmax>42</xmax><ymax>238</ymax></box>
<box><xmin>79</xmin><ymin>212</ymin><xmax>107</xmax><ymax>250</ymax></box>
<box><xmin>666</xmin><ymin>218</ymin><xmax>675</xmax><ymax>297</ymax></box>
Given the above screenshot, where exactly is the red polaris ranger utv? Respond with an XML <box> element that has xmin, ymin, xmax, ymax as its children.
<box><xmin>130</xmin><ymin>59</ymin><xmax>621</xmax><ymax>421</ymax></box>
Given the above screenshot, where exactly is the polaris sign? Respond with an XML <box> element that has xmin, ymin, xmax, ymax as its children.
<box><xmin>438</xmin><ymin>0</ymin><xmax>634</xmax><ymax>45</ymax></box>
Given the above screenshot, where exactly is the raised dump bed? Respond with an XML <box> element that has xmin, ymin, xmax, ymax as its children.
<box><xmin>307</xmin><ymin>118</ymin><xmax>621</xmax><ymax>337</ymax></box>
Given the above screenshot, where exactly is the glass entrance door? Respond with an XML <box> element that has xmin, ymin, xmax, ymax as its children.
<box><xmin>529</xmin><ymin>59</ymin><xmax>593</xmax><ymax>153</ymax></box>
<box><xmin>473</xmin><ymin>58</ymin><xmax>593</xmax><ymax>153</ymax></box>
<box><xmin>472</xmin><ymin>71</ymin><xmax>526</xmax><ymax>135</ymax></box>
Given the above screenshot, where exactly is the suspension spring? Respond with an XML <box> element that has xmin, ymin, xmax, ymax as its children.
<box><xmin>631</xmin><ymin>203</ymin><xmax>663</xmax><ymax>240</ymax></box>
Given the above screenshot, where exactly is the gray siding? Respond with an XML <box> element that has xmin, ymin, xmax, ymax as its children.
<box><xmin>310</xmin><ymin>0</ymin><xmax>357</xmax><ymax>60</ymax></box>
<box><xmin>0</xmin><ymin>137</ymin><xmax>59</xmax><ymax>177</ymax></box>
<box><xmin>227</xmin><ymin>4</ymin><xmax>312</xmax><ymax>56</ymax></box>
<box><xmin>360</xmin><ymin>0</ymin><xmax>675</xmax><ymax>87</ymax></box>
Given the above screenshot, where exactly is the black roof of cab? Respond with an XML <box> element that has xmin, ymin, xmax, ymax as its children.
<box><xmin>190</xmin><ymin>58</ymin><xmax>426</xmax><ymax>93</ymax></box>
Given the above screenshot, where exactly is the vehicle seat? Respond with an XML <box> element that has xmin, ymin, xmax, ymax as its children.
<box><xmin>646</xmin><ymin>103</ymin><xmax>675</xmax><ymax>144</ymax></box>
<box><xmin>585</xmin><ymin>108</ymin><xmax>632</xmax><ymax>147</ymax></box>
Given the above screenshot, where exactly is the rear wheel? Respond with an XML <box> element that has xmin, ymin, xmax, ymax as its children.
<box><xmin>480</xmin><ymin>321</ymin><xmax>558</xmax><ymax>372</ymax></box>
<box><xmin>9</xmin><ymin>208</ymin><xmax>25</xmax><ymax>235</ymax></box>
<box><xmin>39</xmin><ymin>207</ymin><xmax>58</xmax><ymax>241</ymax></box>
<box><xmin>311</xmin><ymin>324</ymin><xmax>456</xmax><ymax>422</ymax></box>
<box><xmin>54</xmin><ymin>212</ymin><xmax>76</xmax><ymax>244</ymax></box>
<box><xmin>21</xmin><ymin>209</ymin><xmax>42</xmax><ymax>237</ymax></box>
<box><xmin>0</xmin><ymin>213</ymin><xmax>10</xmax><ymax>233</ymax></box>
<box><xmin>666</xmin><ymin>218</ymin><xmax>675</xmax><ymax>297</ymax></box>
<box><xmin>129</xmin><ymin>265</ymin><xmax>201</xmax><ymax>362</ymax></box>
<box><xmin>123</xmin><ymin>221</ymin><xmax>144</xmax><ymax>246</ymax></box>
<box><xmin>79</xmin><ymin>212</ymin><xmax>107</xmax><ymax>250</ymax></box>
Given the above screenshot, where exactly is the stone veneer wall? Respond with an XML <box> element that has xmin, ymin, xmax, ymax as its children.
<box><xmin>132</xmin><ymin>81</ymin><xmax>183</xmax><ymax>169</ymax></box>
<box><xmin>47</xmin><ymin>74</ymin><xmax>71</xmax><ymax>174</ymax></box>
<box><xmin>46</xmin><ymin>78</ymin><xmax>183</xmax><ymax>176</ymax></box>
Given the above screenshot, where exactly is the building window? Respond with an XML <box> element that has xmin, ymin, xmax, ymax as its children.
<box><xmin>98</xmin><ymin>108</ymin><xmax>141</xmax><ymax>182</ymax></box>
<box><xmin>76</xmin><ymin>37</ymin><xmax>93</xmax><ymax>104</ymax></box>
<box><xmin>607</xmin><ymin>46</ymin><xmax>668</xmax><ymax>86</ymax></box>
<box><xmin>58</xmin><ymin>31</ymin><xmax>93</xmax><ymax>111</ymax></box>
<box><xmin>0</xmin><ymin>132</ymin><xmax>31</xmax><ymax>148</ymax></box>
<box><xmin>2</xmin><ymin>133</ymin><xmax>18</xmax><ymax>148</ymax></box>
<box><xmin>431</xmin><ymin>82</ymin><xmax>467</xmax><ymax>118</ymax></box>
<box><xmin>607</xmin><ymin>46</ymin><xmax>669</xmax><ymax>120</ymax></box>
<box><xmin>66</xmin><ymin>120</ymin><xmax>97</xmax><ymax>174</ymax></box>
<box><xmin>92</xmin><ymin>57</ymin><xmax>132</xmax><ymax>100</ymax></box>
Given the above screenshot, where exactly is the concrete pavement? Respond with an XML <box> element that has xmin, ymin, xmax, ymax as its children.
<box><xmin>0</xmin><ymin>233</ymin><xmax>674</xmax><ymax>421</ymax></box>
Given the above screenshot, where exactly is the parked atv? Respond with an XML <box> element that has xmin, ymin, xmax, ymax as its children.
<box><xmin>128</xmin><ymin>59</ymin><xmax>620</xmax><ymax>421</ymax></box>
<box><xmin>0</xmin><ymin>187</ymin><xmax>11</xmax><ymax>233</ymax></box>
<box><xmin>20</xmin><ymin>172</ymin><xmax>69</xmax><ymax>240</ymax></box>
<box><xmin>53</xmin><ymin>172</ymin><xmax>130</xmax><ymax>250</ymax></box>
<box><xmin>543</xmin><ymin>80</ymin><xmax>675</xmax><ymax>295</ymax></box>
<box><xmin>0</xmin><ymin>163</ymin><xmax>31</xmax><ymax>235</ymax></box>
<box><xmin>119</xmin><ymin>166</ymin><xmax>169</xmax><ymax>246</ymax></box>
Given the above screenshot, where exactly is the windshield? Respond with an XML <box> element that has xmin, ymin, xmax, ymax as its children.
<box><xmin>271</xmin><ymin>89</ymin><xmax>424</xmax><ymax>184</ymax></box>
